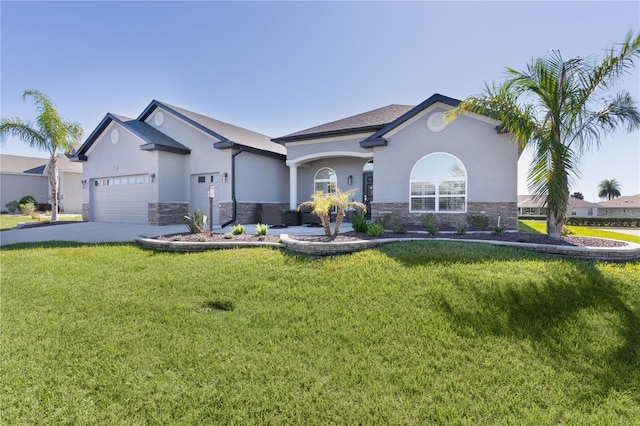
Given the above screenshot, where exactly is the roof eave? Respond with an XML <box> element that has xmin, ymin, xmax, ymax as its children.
<box><xmin>272</xmin><ymin>125</ymin><xmax>383</xmax><ymax>144</ymax></box>
<box><xmin>360</xmin><ymin>137</ymin><xmax>387</xmax><ymax>148</ymax></box>
<box><xmin>214</xmin><ymin>141</ymin><xmax>286</xmax><ymax>160</ymax></box>
<box><xmin>140</xmin><ymin>144</ymin><xmax>191</xmax><ymax>155</ymax></box>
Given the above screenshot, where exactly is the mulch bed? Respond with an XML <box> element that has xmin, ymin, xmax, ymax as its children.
<box><xmin>158</xmin><ymin>231</ymin><xmax>627</xmax><ymax>248</ymax></box>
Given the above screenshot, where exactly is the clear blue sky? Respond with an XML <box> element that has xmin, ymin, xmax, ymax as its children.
<box><xmin>1</xmin><ymin>0</ymin><xmax>638</xmax><ymax>202</ymax></box>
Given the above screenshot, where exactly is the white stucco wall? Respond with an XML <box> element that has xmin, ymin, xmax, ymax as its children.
<box><xmin>235</xmin><ymin>151</ymin><xmax>288</xmax><ymax>202</ymax></box>
<box><xmin>145</xmin><ymin>108</ymin><xmax>232</xmax><ymax>203</ymax></box>
<box><xmin>373</xmin><ymin>108</ymin><xmax>517</xmax><ymax>204</ymax></box>
<box><xmin>156</xmin><ymin>151</ymin><xmax>186</xmax><ymax>203</ymax></box>
<box><xmin>0</xmin><ymin>173</ymin><xmax>48</xmax><ymax>210</ymax></box>
<box><xmin>60</xmin><ymin>171</ymin><xmax>83</xmax><ymax>213</ymax></box>
<box><xmin>285</xmin><ymin>135</ymin><xmax>371</xmax><ymax>166</ymax></box>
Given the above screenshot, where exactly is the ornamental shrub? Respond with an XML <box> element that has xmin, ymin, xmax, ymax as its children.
<box><xmin>255</xmin><ymin>223</ymin><xmax>269</xmax><ymax>236</ymax></box>
<box><xmin>19</xmin><ymin>195</ymin><xmax>38</xmax><ymax>209</ymax></box>
<box><xmin>351</xmin><ymin>213</ymin><xmax>368</xmax><ymax>233</ymax></box>
<box><xmin>421</xmin><ymin>213</ymin><xmax>438</xmax><ymax>235</ymax></box>
<box><xmin>231</xmin><ymin>224</ymin><xmax>245</xmax><ymax>235</ymax></box>
<box><xmin>183</xmin><ymin>210</ymin><xmax>205</xmax><ymax>234</ymax></box>
<box><xmin>367</xmin><ymin>223</ymin><xmax>384</xmax><ymax>237</ymax></box>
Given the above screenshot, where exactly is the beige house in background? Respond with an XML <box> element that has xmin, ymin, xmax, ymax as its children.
<box><xmin>598</xmin><ymin>194</ymin><xmax>640</xmax><ymax>217</ymax></box>
<box><xmin>0</xmin><ymin>154</ymin><xmax>83</xmax><ymax>213</ymax></box>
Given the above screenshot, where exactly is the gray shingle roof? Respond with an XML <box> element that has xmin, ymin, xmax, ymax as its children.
<box><xmin>117</xmin><ymin>117</ymin><xmax>191</xmax><ymax>154</ymax></box>
<box><xmin>0</xmin><ymin>154</ymin><xmax>47</xmax><ymax>174</ymax></box>
<box><xmin>273</xmin><ymin>104</ymin><xmax>415</xmax><ymax>142</ymax></box>
<box><xmin>151</xmin><ymin>101</ymin><xmax>286</xmax><ymax>156</ymax></box>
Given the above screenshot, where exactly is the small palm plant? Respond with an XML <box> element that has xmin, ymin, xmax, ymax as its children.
<box><xmin>298</xmin><ymin>188</ymin><xmax>366</xmax><ymax>237</ymax></box>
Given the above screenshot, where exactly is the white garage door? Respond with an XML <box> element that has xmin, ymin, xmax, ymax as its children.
<box><xmin>92</xmin><ymin>175</ymin><xmax>150</xmax><ymax>223</ymax></box>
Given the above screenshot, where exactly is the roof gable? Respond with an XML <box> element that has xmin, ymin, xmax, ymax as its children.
<box><xmin>74</xmin><ymin>113</ymin><xmax>190</xmax><ymax>161</ymax></box>
<box><xmin>360</xmin><ymin>94</ymin><xmax>461</xmax><ymax>148</ymax></box>
<box><xmin>139</xmin><ymin>100</ymin><xmax>285</xmax><ymax>156</ymax></box>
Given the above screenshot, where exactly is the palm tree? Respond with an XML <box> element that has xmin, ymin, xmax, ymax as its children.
<box><xmin>298</xmin><ymin>188</ymin><xmax>366</xmax><ymax>237</ymax></box>
<box><xmin>447</xmin><ymin>31</ymin><xmax>640</xmax><ymax>239</ymax></box>
<box><xmin>598</xmin><ymin>179</ymin><xmax>622</xmax><ymax>200</ymax></box>
<box><xmin>0</xmin><ymin>90</ymin><xmax>83</xmax><ymax>221</ymax></box>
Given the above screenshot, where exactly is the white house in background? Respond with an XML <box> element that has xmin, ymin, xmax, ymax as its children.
<box><xmin>598</xmin><ymin>194</ymin><xmax>640</xmax><ymax>217</ymax></box>
<box><xmin>0</xmin><ymin>154</ymin><xmax>83</xmax><ymax>213</ymax></box>
<box><xmin>273</xmin><ymin>94</ymin><xmax>520</xmax><ymax>229</ymax></box>
<box><xmin>518</xmin><ymin>194</ymin><xmax>600</xmax><ymax>217</ymax></box>
<box><xmin>73</xmin><ymin>100</ymin><xmax>288</xmax><ymax>225</ymax></box>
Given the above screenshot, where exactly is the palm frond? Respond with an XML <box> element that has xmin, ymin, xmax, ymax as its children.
<box><xmin>0</xmin><ymin>118</ymin><xmax>45</xmax><ymax>148</ymax></box>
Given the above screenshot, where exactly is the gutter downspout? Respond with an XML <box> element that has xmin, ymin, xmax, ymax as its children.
<box><xmin>221</xmin><ymin>147</ymin><xmax>243</xmax><ymax>228</ymax></box>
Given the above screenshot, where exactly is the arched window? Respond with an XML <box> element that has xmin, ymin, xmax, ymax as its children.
<box><xmin>410</xmin><ymin>153</ymin><xmax>466</xmax><ymax>212</ymax></box>
<box><xmin>314</xmin><ymin>167</ymin><xmax>337</xmax><ymax>194</ymax></box>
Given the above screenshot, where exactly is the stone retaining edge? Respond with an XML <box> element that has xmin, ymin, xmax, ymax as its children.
<box><xmin>135</xmin><ymin>235</ymin><xmax>640</xmax><ymax>261</ymax></box>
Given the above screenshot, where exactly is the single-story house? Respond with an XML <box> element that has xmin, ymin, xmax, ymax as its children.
<box><xmin>73</xmin><ymin>100</ymin><xmax>288</xmax><ymax>225</ymax></box>
<box><xmin>74</xmin><ymin>94</ymin><xmax>520</xmax><ymax>229</ymax></box>
<box><xmin>273</xmin><ymin>94</ymin><xmax>520</xmax><ymax>229</ymax></box>
<box><xmin>0</xmin><ymin>153</ymin><xmax>83</xmax><ymax>213</ymax></box>
<box><xmin>518</xmin><ymin>194</ymin><xmax>601</xmax><ymax>217</ymax></box>
<box><xmin>598</xmin><ymin>194</ymin><xmax>640</xmax><ymax>217</ymax></box>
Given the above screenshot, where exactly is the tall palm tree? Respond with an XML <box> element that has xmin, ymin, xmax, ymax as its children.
<box><xmin>447</xmin><ymin>31</ymin><xmax>640</xmax><ymax>239</ymax></box>
<box><xmin>598</xmin><ymin>179</ymin><xmax>622</xmax><ymax>200</ymax></box>
<box><xmin>0</xmin><ymin>90</ymin><xmax>83</xmax><ymax>221</ymax></box>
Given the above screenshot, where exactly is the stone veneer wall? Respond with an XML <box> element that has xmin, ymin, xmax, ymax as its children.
<box><xmin>82</xmin><ymin>203</ymin><xmax>89</xmax><ymax>221</ymax></box>
<box><xmin>148</xmin><ymin>203</ymin><xmax>190</xmax><ymax>226</ymax></box>
<box><xmin>371</xmin><ymin>202</ymin><xmax>518</xmax><ymax>230</ymax></box>
<box><xmin>219</xmin><ymin>202</ymin><xmax>264</xmax><ymax>225</ymax></box>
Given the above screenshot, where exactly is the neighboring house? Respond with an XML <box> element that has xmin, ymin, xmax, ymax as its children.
<box><xmin>0</xmin><ymin>153</ymin><xmax>83</xmax><ymax>213</ymax></box>
<box><xmin>517</xmin><ymin>195</ymin><xmax>546</xmax><ymax>216</ymax></box>
<box><xmin>272</xmin><ymin>94</ymin><xmax>520</xmax><ymax>229</ymax></box>
<box><xmin>598</xmin><ymin>194</ymin><xmax>640</xmax><ymax>217</ymax></box>
<box><xmin>518</xmin><ymin>194</ymin><xmax>600</xmax><ymax>217</ymax></box>
<box><xmin>72</xmin><ymin>100</ymin><xmax>288</xmax><ymax>225</ymax></box>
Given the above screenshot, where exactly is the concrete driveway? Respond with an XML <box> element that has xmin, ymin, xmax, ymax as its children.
<box><xmin>0</xmin><ymin>222</ymin><xmax>188</xmax><ymax>246</ymax></box>
<box><xmin>0</xmin><ymin>221</ymin><xmax>327</xmax><ymax>247</ymax></box>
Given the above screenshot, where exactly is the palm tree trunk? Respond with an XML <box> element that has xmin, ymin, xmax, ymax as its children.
<box><xmin>547</xmin><ymin>213</ymin><xmax>564</xmax><ymax>239</ymax></box>
<box><xmin>333</xmin><ymin>210</ymin><xmax>345</xmax><ymax>237</ymax></box>
<box><xmin>321</xmin><ymin>214</ymin><xmax>331</xmax><ymax>237</ymax></box>
<box><xmin>49</xmin><ymin>156</ymin><xmax>59</xmax><ymax>221</ymax></box>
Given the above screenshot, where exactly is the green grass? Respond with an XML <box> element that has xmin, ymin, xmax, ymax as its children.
<box><xmin>2</xmin><ymin>242</ymin><xmax>639</xmax><ymax>424</ymax></box>
<box><xmin>519</xmin><ymin>220</ymin><xmax>640</xmax><ymax>244</ymax></box>
<box><xmin>0</xmin><ymin>214</ymin><xmax>82</xmax><ymax>231</ymax></box>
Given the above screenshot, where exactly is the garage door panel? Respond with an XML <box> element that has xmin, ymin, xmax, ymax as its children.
<box><xmin>92</xmin><ymin>176</ymin><xmax>149</xmax><ymax>223</ymax></box>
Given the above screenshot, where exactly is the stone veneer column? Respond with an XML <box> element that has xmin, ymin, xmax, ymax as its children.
<box><xmin>82</xmin><ymin>203</ymin><xmax>89</xmax><ymax>221</ymax></box>
<box><xmin>148</xmin><ymin>203</ymin><xmax>190</xmax><ymax>226</ymax></box>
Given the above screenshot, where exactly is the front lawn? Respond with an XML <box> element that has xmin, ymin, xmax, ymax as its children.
<box><xmin>2</xmin><ymin>242</ymin><xmax>639</xmax><ymax>424</ymax></box>
<box><xmin>519</xmin><ymin>220</ymin><xmax>640</xmax><ymax>244</ymax></box>
<box><xmin>0</xmin><ymin>214</ymin><xmax>83</xmax><ymax>231</ymax></box>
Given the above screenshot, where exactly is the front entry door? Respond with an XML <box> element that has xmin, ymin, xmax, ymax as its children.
<box><xmin>363</xmin><ymin>172</ymin><xmax>373</xmax><ymax>219</ymax></box>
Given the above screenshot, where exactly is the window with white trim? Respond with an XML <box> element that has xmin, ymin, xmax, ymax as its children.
<box><xmin>410</xmin><ymin>153</ymin><xmax>466</xmax><ymax>212</ymax></box>
<box><xmin>314</xmin><ymin>167</ymin><xmax>337</xmax><ymax>194</ymax></box>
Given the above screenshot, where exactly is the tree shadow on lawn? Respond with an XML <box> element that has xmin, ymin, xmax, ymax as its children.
<box><xmin>0</xmin><ymin>241</ymin><xmax>133</xmax><ymax>251</ymax></box>
<box><xmin>438</xmin><ymin>261</ymin><xmax>640</xmax><ymax>405</ymax></box>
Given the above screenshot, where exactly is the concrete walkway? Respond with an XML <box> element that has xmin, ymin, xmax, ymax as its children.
<box><xmin>0</xmin><ymin>222</ymin><xmax>327</xmax><ymax>247</ymax></box>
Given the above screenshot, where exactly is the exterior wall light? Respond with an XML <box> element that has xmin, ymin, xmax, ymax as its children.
<box><xmin>222</xmin><ymin>172</ymin><xmax>228</xmax><ymax>183</ymax></box>
<box><xmin>149</xmin><ymin>173</ymin><xmax>156</xmax><ymax>182</ymax></box>
<box><xmin>347</xmin><ymin>175</ymin><xmax>353</xmax><ymax>185</ymax></box>
<box><xmin>81</xmin><ymin>179</ymin><xmax>87</xmax><ymax>188</ymax></box>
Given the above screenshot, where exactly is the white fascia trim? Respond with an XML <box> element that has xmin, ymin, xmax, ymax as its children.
<box><xmin>286</xmin><ymin>151</ymin><xmax>373</xmax><ymax>167</ymax></box>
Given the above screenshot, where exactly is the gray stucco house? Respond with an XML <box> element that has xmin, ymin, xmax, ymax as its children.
<box><xmin>273</xmin><ymin>94</ymin><xmax>519</xmax><ymax>229</ymax></box>
<box><xmin>73</xmin><ymin>100</ymin><xmax>288</xmax><ymax>225</ymax></box>
<box><xmin>74</xmin><ymin>94</ymin><xmax>520</xmax><ymax>229</ymax></box>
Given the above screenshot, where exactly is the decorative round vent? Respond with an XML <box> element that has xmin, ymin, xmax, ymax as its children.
<box><xmin>154</xmin><ymin>112</ymin><xmax>165</xmax><ymax>126</ymax></box>
<box><xmin>111</xmin><ymin>128</ymin><xmax>120</xmax><ymax>144</ymax></box>
<box><xmin>427</xmin><ymin>112</ymin><xmax>447</xmax><ymax>132</ymax></box>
